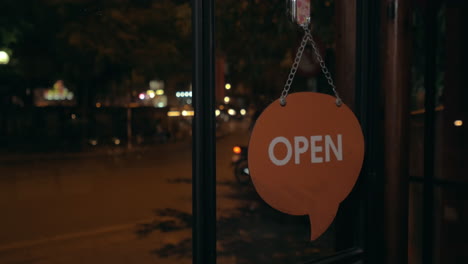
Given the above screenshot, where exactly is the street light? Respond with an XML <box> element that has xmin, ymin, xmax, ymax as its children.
<box><xmin>228</xmin><ymin>109</ymin><xmax>236</xmax><ymax>116</ymax></box>
<box><xmin>0</xmin><ymin>51</ymin><xmax>10</xmax><ymax>65</ymax></box>
<box><xmin>224</xmin><ymin>96</ymin><xmax>230</xmax><ymax>103</ymax></box>
<box><xmin>147</xmin><ymin>90</ymin><xmax>156</xmax><ymax>98</ymax></box>
<box><xmin>454</xmin><ymin>120</ymin><xmax>463</xmax><ymax>127</ymax></box>
<box><xmin>225</xmin><ymin>83</ymin><xmax>231</xmax><ymax>90</ymax></box>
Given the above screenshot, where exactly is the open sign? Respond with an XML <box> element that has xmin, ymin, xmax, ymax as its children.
<box><xmin>248</xmin><ymin>92</ymin><xmax>364</xmax><ymax>240</ymax></box>
<box><xmin>268</xmin><ymin>135</ymin><xmax>343</xmax><ymax>166</ymax></box>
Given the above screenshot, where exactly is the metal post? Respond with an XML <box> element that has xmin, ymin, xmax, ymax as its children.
<box><xmin>127</xmin><ymin>106</ymin><xmax>132</xmax><ymax>149</ymax></box>
<box><xmin>192</xmin><ymin>0</ymin><xmax>217</xmax><ymax>263</ymax></box>
<box><xmin>381</xmin><ymin>0</ymin><xmax>411</xmax><ymax>263</ymax></box>
<box><xmin>356</xmin><ymin>0</ymin><xmax>384</xmax><ymax>262</ymax></box>
<box><xmin>335</xmin><ymin>0</ymin><xmax>359</xmax><ymax>251</ymax></box>
<box><xmin>335</xmin><ymin>0</ymin><xmax>356</xmax><ymax>110</ymax></box>
<box><xmin>422</xmin><ymin>1</ymin><xmax>438</xmax><ymax>263</ymax></box>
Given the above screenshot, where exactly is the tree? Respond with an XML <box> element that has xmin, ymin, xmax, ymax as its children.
<box><xmin>44</xmin><ymin>0</ymin><xmax>192</xmax><ymax>105</ymax></box>
<box><xmin>1</xmin><ymin>0</ymin><xmax>192</xmax><ymax>106</ymax></box>
<box><xmin>1</xmin><ymin>0</ymin><xmax>336</xmax><ymax>105</ymax></box>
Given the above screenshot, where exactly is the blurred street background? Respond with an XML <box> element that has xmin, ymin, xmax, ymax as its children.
<box><xmin>1</xmin><ymin>0</ymin><xmax>467</xmax><ymax>263</ymax></box>
<box><xmin>0</xmin><ymin>120</ymin><xmax>333</xmax><ymax>264</ymax></box>
<box><xmin>0</xmin><ymin>1</ymin><xmax>339</xmax><ymax>262</ymax></box>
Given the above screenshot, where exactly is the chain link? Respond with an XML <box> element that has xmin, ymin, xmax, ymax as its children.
<box><xmin>280</xmin><ymin>29</ymin><xmax>309</xmax><ymax>106</ymax></box>
<box><xmin>280</xmin><ymin>21</ymin><xmax>342</xmax><ymax>107</ymax></box>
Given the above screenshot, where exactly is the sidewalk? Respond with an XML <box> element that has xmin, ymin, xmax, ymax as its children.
<box><xmin>0</xmin><ymin>119</ymin><xmax>241</xmax><ymax>162</ymax></box>
<box><xmin>0</xmin><ymin>141</ymin><xmax>190</xmax><ymax>162</ymax></box>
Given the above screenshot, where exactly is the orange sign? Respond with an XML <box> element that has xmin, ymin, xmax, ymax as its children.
<box><xmin>248</xmin><ymin>92</ymin><xmax>365</xmax><ymax>240</ymax></box>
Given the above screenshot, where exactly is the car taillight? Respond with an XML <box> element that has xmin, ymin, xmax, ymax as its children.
<box><xmin>233</xmin><ymin>146</ymin><xmax>242</xmax><ymax>154</ymax></box>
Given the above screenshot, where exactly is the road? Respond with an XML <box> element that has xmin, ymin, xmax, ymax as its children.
<box><xmin>0</xmin><ymin>120</ymin><xmax>334</xmax><ymax>264</ymax></box>
<box><xmin>0</xmin><ymin>121</ymin><xmax>250</xmax><ymax>264</ymax></box>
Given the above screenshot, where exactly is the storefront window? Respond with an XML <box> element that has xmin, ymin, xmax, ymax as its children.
<box><xmin>409</xmin><ymin>2</ymin><xmax>468</xmax><ymax>264</ymax></box>
<box><xmin>0</xmin><ymin>1</ymin><xmax>193</xmax><ymax>263</ymax></box>
<box><xmin>215</xmin><ymin>1</ymin><xmax>364</xmax><ymax>263</ymax></box>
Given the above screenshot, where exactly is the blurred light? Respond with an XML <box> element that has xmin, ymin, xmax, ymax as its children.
<box><xmin>45</xmin><ymin>92</ymin><xmax>53</xmax><ymax>100</ymax></box>
<box><xmin>139</xmin><ymin>93</ymin><xmax>145</xmax><ymax>100</ymax></box>
<box><xmin>182</xmin><ymin>110</ymin><xmax>194</xmax><ymax>117</ymax></box>
<box><xmin>89</xmin><ymin>139</ymin><xmax>98</xmax><ymax>146</ymax></box>
<box><xmin>176</xmin><ymin>91</ymin><xmax>192</xmax><ymax>97</ymax></box>
<box><xmin>150</xmin><ymin>80</ymin><xmax>164</xmax><ymax>90</ymax></box>
<box><xmin>71</xmin><ymin>114</ymin><xmax>77</xmax><ymax>120</ymax></box>
<box><xmin>96</xmin><ymin>102</ymin><xmax>102</xmax><ymax>108</ymax></box>
<box><xmin>219</xmin><ymin>105</ymin><xmax>225</xmax><ymax>110</ymax></box>
<box><xmin>0</xmin><ymin>51</ymin><xmax>9</xmax><ymax>65</ymax></box>
<box><xmin>215</xmin><ymin>109</ymin><xmax>221</xmax><ymax>116</ymax></box>
<box><xmin>233</xmin><ymin>146</ymin><xmax>242</xmax><ymax>154</ymax></box>
<box><xmin>228</xmin><ymin>109</ymin><xmax>236</xmax><ymax>116</ymax></box>
<box><xmin>187</xmin><ymin>99</ymin><xmax>192</xmax><ymax>104</ymax></box>
<box><xmin>454</xmin><ymin>120</ymin><xmax>463</xmax><ymax>127</ymax></box>
<box><xmin>113</xmin><ymin>138</ymin><xmax>121</xmax><ymax>145</ymax></box>
<box><xmin>240</xmin><ymin>109</ymin><xmax>247</xmax><ymax>116</ymax></box>
<box><xmin>147</xmin><ymin>90</ymin><xmax>155</xmax><ymax>98</ymax></box>
<box><xmin>225</xmin><ymin>83</ymin><xmax>231</xmax><ymax>90</ymax></box>
<box><xmin>243</xmin><ymin>168</ymin><xmax>250</xmax><ymax>175</ymax></box>
<box><xmin>177</xmin><ymin>91</ymin><xmax>193</xmax><ymax>98</ymax></box>
<box><xmin>156</xmin><ymin>89</ymin><xmax>164</xmax><ymax>95</ymax></box>
<box><xmin>224</xmin><ymin>96</ymin><xmax>230</xmax><ymax>103</ymax></box>
<box><xmin>157</xmin><ymin>102</ymin><xmax>165</xmax><ymax>108</ymax></box>
<box><xmin>167</xmin><ymin>111</ymin><xmax>181</xmax><ymax>117</ymax></box>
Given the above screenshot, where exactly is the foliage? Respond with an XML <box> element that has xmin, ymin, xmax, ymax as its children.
<box><xmin>216</xmin><ymin>0</ymin><xmax>336</xmax><ymax>96</ymax></box>
<box><xmin>1</xmin><ymin>0</ymin><xmax>336</xmax><ymax>101</ymax></box>
<box><xmin>1</xmin><ymin>0</ymin><xmax>192</xmax><ymax>101</ymax></box>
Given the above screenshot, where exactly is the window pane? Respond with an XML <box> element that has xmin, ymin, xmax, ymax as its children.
<box><xmin>434</xmin><ymin>4</ymin><xmax>467</xmax><ymax>183</ymax></box>
<box><xmin>434</xmin><ymin>186</ymin><xmax>468</xmax><ymax>264</ymax></box>
<box><xmin>433</xmin><ymin>3</ymin><xmax>468</xmax><ymax>263</ymax></box>
<box><xmin>408</xmin><ymin>3</ymin><xmax>468</xmax><ymax>264</ymax></box>
<box><xmin>409</xmin><ymin>8</ymin><xmax>426</xmax><ymax>180</ymax></box>
<box><xmin>215</xmin><ymin>1</ymin><xmax>361</xmax><ymax>263</ymax></box>
<box><xmin>0</xmin><ymin>1</ymin><xmax>192</xmax><ymax>263</ymax></box>
<box><xmin>408</xmin><ymin>183</ymin><xmax>423</xmax><ymax>264</ymax></box>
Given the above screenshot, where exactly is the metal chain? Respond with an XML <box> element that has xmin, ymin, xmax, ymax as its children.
<box><xmin>280</xmin><ymin>21</ymin><xmax>342</xmax><ymax>107</ymax></box>
<box><xmin>280</xmin><ymin>28</ymin><xmax>309</xmax><ymax>106</ymax></box>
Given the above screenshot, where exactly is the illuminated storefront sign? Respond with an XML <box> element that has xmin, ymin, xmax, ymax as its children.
<box><xmin>34</xmin><ymin>80</ymin><xmax>76</xmax><ymax>107</ymax></box>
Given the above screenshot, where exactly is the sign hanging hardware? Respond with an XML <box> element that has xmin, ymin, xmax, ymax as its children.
<box><xmin>280</xmin><ymin>17</ymin><xmax>342</xmax><ymax>107</ymax></box>
<box><xmin>247</xmin><ymin>2</ymin><xmax>364</xmax><ymax>241</ymax></box>
<box><xmin>286</xmin><ymin>0</ymin><xmax>311</xmax><ymax>26</ymax></box>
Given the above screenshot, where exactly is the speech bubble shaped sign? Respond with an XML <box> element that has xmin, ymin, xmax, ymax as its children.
<box><xmin>248</xmin><ymin>92</ymin><xmax>365</xmax><ymax>240</ymax></box>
